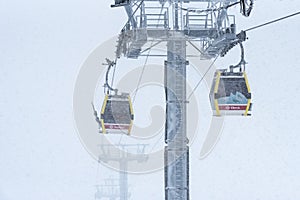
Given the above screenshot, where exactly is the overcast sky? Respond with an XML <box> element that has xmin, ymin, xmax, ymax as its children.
<box><xmin>1</xmin><ymin>0</ymin><xmax>300</xmax><ymax>199</ymax></box>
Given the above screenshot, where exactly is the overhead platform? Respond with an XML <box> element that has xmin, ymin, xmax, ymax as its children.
<box><xmin>115</xmin><ymin>4</ymin><xmax>238</xmax><ymax>58</ymax></box>
<box><xmin>117</xmin><ymin>29</ymin><xmax>238</xmax><ymax>58</ymax></box>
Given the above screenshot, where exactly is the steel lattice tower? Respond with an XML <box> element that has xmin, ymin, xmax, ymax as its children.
<box><xmin>97</xmin><ymin>144</ymin><xmax>148</xmax><ymax>200</ymax></box>
<box><xmin>112</xmin><ymin>0</ymin><xmax>240</xmax><ymax>199</ymax></box>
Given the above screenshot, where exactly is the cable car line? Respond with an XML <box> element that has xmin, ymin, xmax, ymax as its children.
<box><xmin>139</xmin><ymin>41</ymin><xmax>163</xmax><ymax>55</ymax></box>
<box><xmin>132</xmin><ymin>52</ymin><xmax>150</xmax><ymax>103</ymax></box>
<box><xmin>244</xmin><ymin>10</ymin><xmax>300</xmax><ymax>32</ymax></box>
<box><xmin>188</xmin><ymin>40</ymin><xmax>205</xmax><ymax>55</ymax></box>
<box><xmin>187</xmin><ymin>56</ymin><xmax>219</xmax><ymax>100</ymax></box>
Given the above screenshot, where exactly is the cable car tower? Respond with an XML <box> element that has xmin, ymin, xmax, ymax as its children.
<box><xmin>98</xmin><ymin>0</ymin><xmax>254</xmax><ymax>199</ymax></box>
<box><xmin>97</xmin><ymin>144</ymin><xmax>148</xmax><ymax>200</ymax></box>
<box><xmin>95</xmin><ymin>177</ymin><xmax>121</xmax><ymax>200</ymax></box>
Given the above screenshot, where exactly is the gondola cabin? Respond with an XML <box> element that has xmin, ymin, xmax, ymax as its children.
<box><xmin>209</xmin><ymin>71</ymin><xmax>252</xmax><ymax>116</ymax></box>
<box><xmin>100</xmin><ymin>93</ymin><xmax>134</xmax><ymax>134</ymax></box>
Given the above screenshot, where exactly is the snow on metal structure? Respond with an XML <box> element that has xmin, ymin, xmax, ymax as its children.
<box><xmin>113</xmin><ymin>0</ymin><xmax>244</xmax><ymax>59</ymax></box>
<box><xmin>98</xmin><ymin>144</ymin><xmax>148</xmax><ymax>200</ymax></box>
<box><xmin>108</xmin><ymin>0</ymin><xmax>252</xmax><ymax>199</ymax></box>
<box><xmin>95</xmin><ymin>178</ymin><xmax>122</xmax><ymax>200</ymax></box>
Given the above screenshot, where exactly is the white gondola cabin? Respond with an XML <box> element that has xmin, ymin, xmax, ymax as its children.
<box><xmin>209</xmin><ymin>71</ymin><xmax>252</xmax><ymax>116</ymax></box>
<box><xmin>100</xmin><ymin>93</ymin><xmax>134</xmax><ymax>134</ymax></box>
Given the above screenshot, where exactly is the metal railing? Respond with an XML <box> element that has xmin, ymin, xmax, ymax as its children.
<box><xmin>136</xmin><ymin>6</ymin><xmax>169</xmax><ymax>29</ymax></box>
<box><xmin>184</xmin><ymin>13</ymin><xmax>214</xmax><ymax>29</ymax></box>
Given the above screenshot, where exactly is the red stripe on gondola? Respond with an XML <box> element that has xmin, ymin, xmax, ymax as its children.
<box><xmin>218</xmin><ymin>105</ymin><xmax>247</xmax><ymax>110</ymax></box>
<box><xmin>104</xmin><ymin>124</ymin><xmax>130</xmax><ymax>130</ymax></box>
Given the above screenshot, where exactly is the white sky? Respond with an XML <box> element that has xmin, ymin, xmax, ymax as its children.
<box><xmin>1</xmin><ymin>0</ymin><xmax>300</xmax><ymax>199</ymax></box>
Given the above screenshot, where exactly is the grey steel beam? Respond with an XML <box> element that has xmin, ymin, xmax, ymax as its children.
<box><xmin>164</xmin><ymin>32</ymin><xmax>189</xmax><ymax>200</ymax></box>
